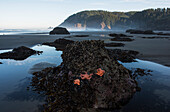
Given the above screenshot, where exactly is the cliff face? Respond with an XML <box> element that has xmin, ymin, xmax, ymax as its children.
<box><xmin>59</xmin><ymin>10</ymin><xmax>133</xmax><ymax>30</ymax></box>
<box><xmin>59</xmin><ymin>8</ymin><xmax>170</xmax><ymax>30</ymax></box>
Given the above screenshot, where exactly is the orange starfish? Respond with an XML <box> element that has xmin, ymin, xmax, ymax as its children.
<box><xmin>80</xmin><ymin>72</ymin><xmax>93</xmax><ymax>80</ymax></box>
<box><xmin>74</xmin><ymin>79</ymin><xmax>80</xmax><ymax>85</ymax></box>
<box><xmin>96</xmin><ymin>68</ymin><xmax>105</xmax><ymax>76</ymax></box>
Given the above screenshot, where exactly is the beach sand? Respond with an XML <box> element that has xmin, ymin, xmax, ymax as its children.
<box><xmin>0</xmin><ymin>33</ymin><xmax>170</xmax><ymax>66</ymax></box>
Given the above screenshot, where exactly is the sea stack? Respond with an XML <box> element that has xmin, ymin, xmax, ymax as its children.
<box><xmin>31</xmin><ymin>40</ymin><xmax>138</xmax><ymax>111</ymax></box>
<box><xmin>49</xmin><ymin>27</ymin><xmax>70</xmax><ymax>35</ymax></box>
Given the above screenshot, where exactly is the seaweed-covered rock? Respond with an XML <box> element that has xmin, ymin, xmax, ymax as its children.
<box><xmin>31</xmin><ymin>40</ymin><xmax>138</xmax><ymax>111</ymax></box>
<box><xmin>43</xmin><ymin>38</ymin><xmax>74</xmax><ymax>51</ymax></box>
<box><xmin>0</xmin><ymin>46</ymin><xmax>42</xmax><ymax>60</ymax></box>
<box><xmin>107</xmin><ymin>49</ymin><xmax>139</xmax><ymax>62</ymax></box>
<box><xmin>49</xmin><ymin>27</ymin><xmax>70</xmax><ymax>35</ymax></box>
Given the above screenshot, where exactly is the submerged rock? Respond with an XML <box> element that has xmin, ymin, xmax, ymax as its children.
<box><xmin>0</xmin><ymin>62</ymin><xmax>2</xmax><ymax>64</ymax></box>
<box><xmin>31</xmin><ymin>40</ymin><xmax>138</xmax><ymax>111</ymax></box>
<box><xmin>0</xmin><ymin>46</ymin><xmax>42</xmax><ymax>60</ymax></box>
<box><xmin>43</xmin><ymin>38</ymin><xmax>74</xmax><ymax>51</ymax></box>
<box><xmin>107</xmin><ymin>49</ymin><xmax>139</xmax><ymax>62</ymax></box>
<box><xmin>49</xmin><ymin>27</ymin><xmax>70</xmax><ymax>35</ymax></box>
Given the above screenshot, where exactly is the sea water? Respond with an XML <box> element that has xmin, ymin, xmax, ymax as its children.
<box><xmin>0</xmin><ymin>45</ymin><xmax>170</xmax><ymax>112</ymax></box>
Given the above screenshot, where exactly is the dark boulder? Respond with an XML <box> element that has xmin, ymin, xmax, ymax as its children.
<box><xmin>49</xmin><ymin>27</ymin><xmax>70</xmax><ymax>35</ymax></box>
<box><xmin>0</xmin><ymin>62</ymin><xmax>2</xmax><ymax>64</ymax></box>
<box><xmin>43</xmin><ymin>38</ymin><xmax>74</xmax><ymax>51</ymax></box>
<box><xmin>31</xmin><ymin>40</ymin><xmax>138</xmax><ymax>111</ymax></box>
<box><xmin>0</xmin><ymin>46</ymin><xmax>42</xmax><ymax>60</ymax></box>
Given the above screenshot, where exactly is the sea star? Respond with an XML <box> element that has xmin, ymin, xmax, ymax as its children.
<box><xmin>74</xmin><ymin>79</ymin><xmax>80</xmax><ymax>85</ymax></box>
<box><xmin>80</xmin><ymin>72</ymin><xmax>93</xmax><ymax>80</ymax></box>
<box><xmin>96</xmin><ymin>68</ymin><xmax>105</xmax><ymax>76</ymax></box>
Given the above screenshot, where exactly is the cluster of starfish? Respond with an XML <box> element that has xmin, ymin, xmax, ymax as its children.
<box><xmin>73</xmin><ymin>68</ymin><xmax>105</xmax><ymax>85</ymax></box>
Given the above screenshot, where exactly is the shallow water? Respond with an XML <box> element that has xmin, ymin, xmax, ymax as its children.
<box><xmin>0</xmin><ymin>45</ymin><xmax>170</xmax><ymax>112</ymax></box>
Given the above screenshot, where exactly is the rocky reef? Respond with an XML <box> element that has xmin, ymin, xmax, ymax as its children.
<box><xmin>107</xmin><ymin>49</ymin><xmax>139</xmax><ymax>62</ymax></box>
<box><xmin>43</xmin><ymin>38</ymin><xmax>74</xmax><ymax>51</ymax></box>
<box><xmin>49</xmin><ymin>27</ymin><xmax>70</xmax><ymax>35</ymax></box>
<box><xmin>126</xmin><ymin>29</ymin><xmax>155</xmax><ymax>34</ymax></box>
<box><xmin>31</xmin><ymin>40</ymin><xmax>138</xmax><ymax>111</ymax></box>
<box><xmin>0</xmin><ymin>46</ymin><xmax>42</xmax><ymax>60</ymax></box>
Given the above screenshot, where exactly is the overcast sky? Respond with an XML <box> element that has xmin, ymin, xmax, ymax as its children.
<box><xmin>0</xmin><ymin>0</ymin><xmax>169</xmax><ymax>29</ymax></box>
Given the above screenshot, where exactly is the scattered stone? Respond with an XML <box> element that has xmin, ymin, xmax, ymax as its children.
<box><xmin>0</xmin><ymin>46</ymin><xmax>42</xmax><ymax>60</ymax></box>
<box><xmin>111</xmin><ymin>37</ymin><xmax>134</xmax><ymax>41</ymax></box>
<box><xmin>105</xmin><ymin>43</ymin><xmax>125</xmax><ymax>47</ymax></box>
<box><xmin>43</xmin><ymin>38</ymin><xmax>74</xmax><ymax>51</ymax></box>
<box><xmin>107</xmin><ymin>49</ymin><xmax>139</xmax><ymax>62</ymax></box>
<box><xmin>132</xmin><ymin>68</ymin><xmax>152</xmax><ymax>79</ymax></box>
<box><xmin>126</xmin><ymin>29</ymin><xmax>155</xmax><ymax>34</ymax></box>
<box><xmin>157</xmin><ymin>32</ymin><xmax>170</xmax><ymax>36</ymax></box>
<box><xmin>49</xmin><ymin>27</ymin><xmax>70</xmax><ymax>35</ymax></box>
<box><xmin>74</xmin><ymin>35</ymin><xmax>89</xmax><ymax>37</ymax></box>
<box><xmin>31</xmin><ymin>40</ymin><xmax>138</xmax><ymax>111</ymax></box>
<box><xmin>142</xmin><ymin>36</ymin><xmax>169</xmax><ymax>39</ymax></box>
<box><xmin>109</xmin><ymin>33</ymin><xmax>133</xmax><ymax>37</ymax></box>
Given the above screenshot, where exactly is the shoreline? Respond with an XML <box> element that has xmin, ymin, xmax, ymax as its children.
<box><xmin>0</xmin><ymin>33</ymin><xmax>170</xmax><ymax>67</ymax></box>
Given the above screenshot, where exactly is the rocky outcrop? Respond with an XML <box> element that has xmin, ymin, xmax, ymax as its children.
<box><xmin>0</xmin><ymin>46</ymin><xmax>42</xmax><ymax>60</ymax></box>
<box><xmin>43</xmin><ymin>38</ymin><xmax>74</xmax><ymax>51</ymax></box>
<box><xmin>126</xmin><ymin>29</ymin><xmax>155</xmax><ymax>34</ymax></box>
<box><xmin>31</xmin><ymin>40</ymin><xmax>138</xmax><ymax>111</ymax></box>
<box><xmin>107</xmin><ymin>49</ymin><xmax>139</xmax><ymax>62</ymax></box>
<box><xmin>49</xmin><ymin>27</ymin><xmax>70</xmax><ymax>35</ymax></box>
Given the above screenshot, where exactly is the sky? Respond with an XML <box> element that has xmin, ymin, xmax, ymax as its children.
<box><xmin>0</xmin><ymin>0</ymin><xmax>169</xmax><ymax>29</ymax></box>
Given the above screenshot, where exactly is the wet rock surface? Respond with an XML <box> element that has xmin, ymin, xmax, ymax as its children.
<box><xmin>74</xmin><ymin>35</ymin><xmax>89</xmax><ymax>37</ymax></box>
<box><xmin>49</xmin><ymin>27</ymin><xmax>70</xmax><ymax>35</ymax></box>
<box><xmin>43</xmin><ymin>38</ymin><xmax>74</xmax><ymax>51</ymax></box>
<box><xmin>142</xmin><ymin>36</ymin><xmax>169</xmax><ymax>39</ymax></box>
<box><xmin>126</xmin><ymin>29</ymin><xmax>155</xmax><ymax>34</ymax></box>
<box><xmin>110</xmin><ymin>37</ymin><xmax>134</xmax><ymax>42</ymax></box>
<box><xmin>109</xmin><ymin>33</ymin><xmax>133</xmax><ymax>37</ymax></box>
<box><xmin>0</xmin><ymin>46</ymin><xmax>42</xmax><ymax>60</ymax></box>
<box><xmin>105</xmin><ymin>43</ymin><xmax>125</xmax><ymax>47</ymax></box>
<box><xmin>107</xmin><ymin>49</ymin><xmax>139</xmax><ymax>62</ymax></box>
<box><xmin>31</xmin><ymin>40</ymin><xmax>139</xmax><ymax>111</ymax></box>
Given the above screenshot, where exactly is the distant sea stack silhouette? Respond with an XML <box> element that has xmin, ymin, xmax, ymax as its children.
<box><xmin>49</xmin><ymin>27</ymin><xmax>70</xmax><ymax>35</ymax></box>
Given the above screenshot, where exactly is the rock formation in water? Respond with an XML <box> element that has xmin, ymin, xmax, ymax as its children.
<box><xmin>0</xmin><ymin>46</ymin><xmax>42</xmax><ymax>60</ymax></box>
<box><xmin>43</xmin><ymin>38</ymin><xmax>74</xmax><ymax>51</ymax></box>
<box><xmin>31</xmin><ymin>40</ymin><xmax>138</xmax><ymax>111</ymax></box>
<box><xmin>49</xmin><ymin>27</ymin><xmax>70</xmax><ymax>35</ymax></box>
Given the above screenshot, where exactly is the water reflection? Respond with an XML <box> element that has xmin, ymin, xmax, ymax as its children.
<box><xmin>0</xmin><ymin>45</ymin><xmax>170</xmax><ymax>111</ymax></box>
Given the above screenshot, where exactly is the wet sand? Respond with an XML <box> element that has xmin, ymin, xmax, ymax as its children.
<box><xmin>0</xmin><ymin>33</ymin><xmax>170</xmax><ymax>66</ymax></box>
